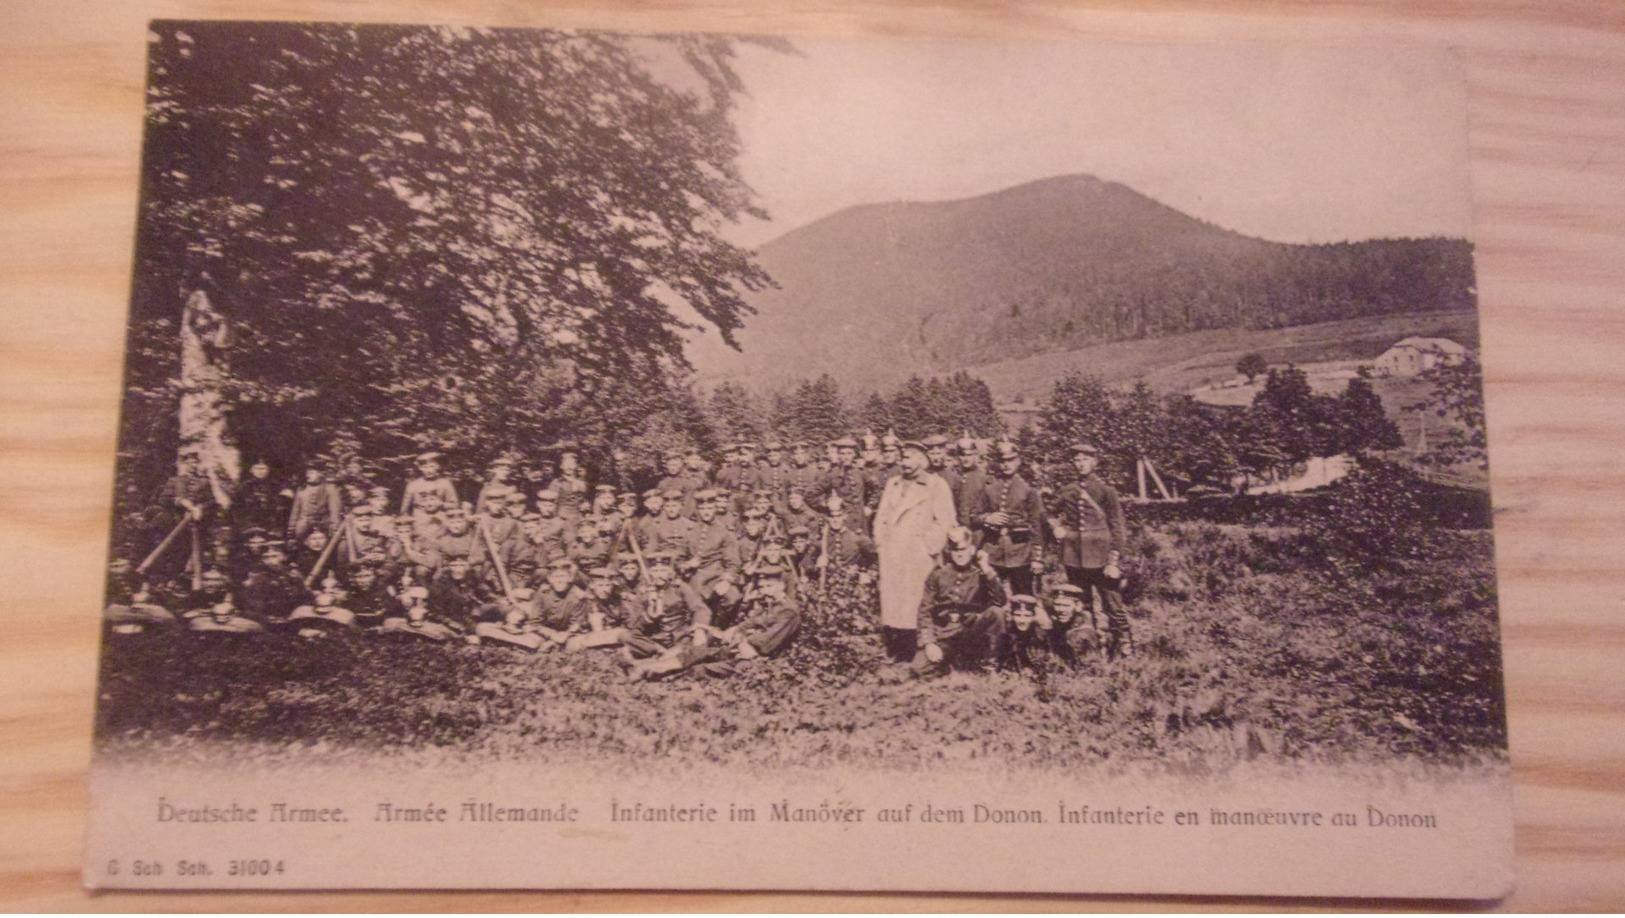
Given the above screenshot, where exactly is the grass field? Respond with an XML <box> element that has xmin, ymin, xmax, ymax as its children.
<box><xmin>95</xmin><ymin>483</ymin><xmax>1506</xmax><ymax>777</ymax></box>
<box><xmin>980</xmin><ymin>309</ymin><xmax>1481</xmax><ymax>408</ymax></box>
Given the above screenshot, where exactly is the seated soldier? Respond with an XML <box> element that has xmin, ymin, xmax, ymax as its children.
<box><xmin>239</xmin><ymin>544</ymin><xmax>309</xmax><ymax>624</ymax></box>
<box><xmin>563</xmin><ymin>565</ymin><xmax>633</xmax><ymax>651</ymax></box>
<box><xmin>735</xmin><ymin>507</ymin><xmax>769</xmax><ymax>568</ymax></box>
<box><xmin>619</xmin><ymin>551</ymin><xmax>712</xmax><ymax>667</ymax></box>
<box><xmin>781</xmin><ymin>488</ymin><xmax>821</xmax><ymax>537</ymax></box>
<box><xmin>291</xmin><ymin>528</ymin><xmax>333</xmax><ymax>581</ymax></box>
<box><xmin>787</xmin><ymin>525</ymin><xmax>818</xmax><ymax>583</ymax></box>
<box><xmin>378</xmin><ymin>585</ymin><xmax>458</xmax><ymax>642</ymax></box>
<box><xmin>484</xmin><ymin>558</ymin><xmax>589</xmax><ymax>650</ymax></box>
<box><xmin>103</xmin><ymin>557</ymin><xmax>176</xmax><ymax>634</ymax></box>
<box><xmin>993</xmin><ymin>594</ymin><xmax>1066</xmax><ymax>675</ymax></box>
<box><xmin>1041</xmin><ymin>583</ymin><xmax>1088</xmax><ymax>669</ymax></box>
<box><xmin>343</xmin><ymin>564</ymin><xmax>398</xmax><ymax>629</ymax></box>
<box><xmin>746</xmin><ymin>528</ymin><xmax>801</xmax><ymax>607</ymax></box>
<box><xmin>427</xmin><ymin>555</ymin><xmax>494</xmax><ymax>639</ymax></box>
<box><xmin>188</xmin><ymin>599</ymin><xmax>266</xmax><ymax>634</ymax></box>
<box><xmin>287</xmin><ymin>588</ymin><xmax>359</xmax><ymax>637</ymax></box>
<box><xmin>916</xmin><ymin>527</ymin><xmax>1009</xmax><ymax>676</ymax></box>
<box><xmin>628</xmin><ymin>565</ymin><xmax>801</xmax><ymax>681</ymax></box>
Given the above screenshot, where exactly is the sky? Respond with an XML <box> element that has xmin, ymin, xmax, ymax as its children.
<box><xmin>721</xmin><ymin>37</ymin><xmax>1475</xmax><ymax>249</ymax></box>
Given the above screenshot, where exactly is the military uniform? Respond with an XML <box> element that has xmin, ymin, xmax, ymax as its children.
<box><xmin>1047</xmin><ymin>445</ymin><xmax>1131</xmax><ymax>658</ymax></box>
<box><xmin>917</xmin><ymin>555</ymin><xmax>1008</xmax><ymax>672</ymax></box>
<box><xmin>964</xmin><ymin>462</ymin><xmax>1045</xmax><ymax>597</ymax></box>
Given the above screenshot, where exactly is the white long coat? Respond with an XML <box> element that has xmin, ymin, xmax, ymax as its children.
<box><xmin>873</xmin><ymin>472</ymin><xmax>957</xmax><ymax>629</ymax></box>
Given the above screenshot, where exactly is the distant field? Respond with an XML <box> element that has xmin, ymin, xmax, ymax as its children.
<box><xmin>976</xmin><ymin>309</ymin><xmax>1481</xmax><ymax>405</ymax></box>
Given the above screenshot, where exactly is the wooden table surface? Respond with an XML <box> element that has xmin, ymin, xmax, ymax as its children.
<box><xmin>3</xmin><ymin>0</ymin><xmax>1622</xmax><ymax>911</ymax></box>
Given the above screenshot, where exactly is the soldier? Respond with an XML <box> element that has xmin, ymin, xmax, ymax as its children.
<box><xmin>427</xmin><ymin>555</ymin><xmax>494</xmax><ymax>636</ymax></box>
<box><xmin>1046</xmin><ymin>441</ymin><xmax>1133</xmax><ymax>659</ymax></box>
<box><xmin>736</xmin><ymin>507</ymin><xmax>770</xmax><ymax>569</ymax></box>
<box><xmin>231</xmin><ymin>458</ymin><xmax>288</xmax><ymax>540</ymax></box>
<box><xmin>631</xmin><ymin>489</ymin><xmax>666</xmax><ymax>553</ymax></box>
<box><xmin>619</xmin><ymin>552</ymin><xmax>712</xmax><ymax>667</ymax></box>
<box><xmin>964</xmin><ymin>439</ymin><xmax>1046</xmax><ymax>597</ymax></box>
<box><xmin>335</xmin><ymin>504</ymin><xmax>389</xmax><ymax>571</ymax></box>
<box><xmin>923</xmin><ymin>433</ymin><xmax>961</xmax><ymax>499</ymax></box>
<box><xmin>409</xmin><ymin>489</ymin><xmax>449</xmax><ymax>545</ymax></box>
<box><xmin>992</xmin><ymin>594</ymin><xmax>1065</xmax><ymax>675</ymax></box>
<box><xmin>239</xmin><ymin>543</ymin><xmax>308</xmax><ymax>623</ymax></box>
<box><xmin>287</xmin><ymin>462</ymin><xmax>343</xmax><ymax>543</ymax></box>
<box><xmin>780</xmin><ymin>487</ymin><xmax>822</xmax><ymax>538</ymax></box>
<box><xmin>433</xmin><ymin>505</ymin><xmax>488</xmax><ymax>576</ymax></box>
<box><xmin>291</xmin><ymin>528</ymin><xmax>334</xmax><ymax>581</ymax></box>
<box><xmin>180</xmin><ymin>566</ymin><xmax>235</xmax><ymax>620</ymax></box>
<box><xmin>751</xmin><ymin>441</ymin><xmax>791</xmax><ymax>507</ymax></box>
<box><xmin>474</xmin><ymin>586</ymin><xmax>550</xmax><ymax>651</ymax></box>
<box><xmin>655</xmin><ymin>450</ymin><xmax>697</xmax><ymax>514</ymax></box>
<box><xmin>474</xmin><ymin>456</ymin><xmax>517</xmax><ymax>514</ymax></box>
<box><xmin>826</xmin><ymin>437</ymin><xmax>866</xmax><ymax>511</ymax></box>
<box><xmin>954</xmin><ymin>435</ymin><xmax>988</xmax><ymax>526</ymax></box>
<box><xmin>343</xmin><ymin>564</ymin><xmax>398</xmax><ymax>630</ymax></box>
<box><xmin>382</xmin><ymin>515</ymin><xmax>434</xmax><ymax>585</ymax></box>
<box><xmin>400</xmin><ymin>451</ymin><xmax>459</xmax><ymax>516</ymax></box>
<box><xmin>683</xmin><ymin>448</ymin><xmax>712</xmax><ymax>489</ymax></box>
<box><xmin>787</xmin><ymin>524</ymin><xmax>818</xmax><ymax>583</ymax></box>
<box><xmin>531</xmin><ymin>489</ymin><xmax>572</xmax><ymax>560</ymax></box>
<box><xmin>715</xmin><ymin>442</ymin><xmax>749</xmax><ymax>493</ymax></box>
<box><xmin>683</xmin><ymin>488</ymin><xmax>740</xmax><ymax>596</ymax></box>
<box><xmin>565</xmin><ymin>564</ymin><xmax>637</xmax><ymax>651</ymax></box>
<box><xmin>586</xmin><ymin>483</ymin><xmax>620</xmax><ymax>529</ymax></box>
<box><xmin>816</xmin><ymin>494</ymin><xmax>876</xmax><ymax>574</ymax></box>
<box><xmin>546</xmin><ymin>450</ymin><xmax>590</xmax><ymax>515</ymax></box>
<box><xmin>785</xmin><ymin>442</ymin><xmax>825</xmax><ymax>504</ymax></box>
<box><xmin>365</xmin><ymin>485</ymin><xmax>393</xmax><ymax>519</ymax></box>
<box><xmin>1039</xmin><ymin>582</ymin><xmax>1087</xmax><ymax>669</ymax></box>
<box><xmin>916</xmin><ymin>527</ymin><xmax>1008</xmax><ymax>675</ymax></box>
<box><xmin>859</xmin><ymin>432</ymin><xmax>889</xmax><ymax>519</ymax></box>
<box><xmin>647</xmin><ymin>487</ymin><xmax>697</xmax><ymax>559</ymax></box>
<box><xmin>567</xmin><ymin>516</ymin><xmax>614</xmax><ymax>575</ymax></box>
<box><xmin>628</xmin><ymin>565</ymin><xmax>802</xmax><ymax>681</ymax></box>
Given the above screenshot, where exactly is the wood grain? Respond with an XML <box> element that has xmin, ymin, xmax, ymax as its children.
<box><xmin>3</xmin><ymin>0</ymin><xmax>1622</xmax><ymax>910</ymax></box>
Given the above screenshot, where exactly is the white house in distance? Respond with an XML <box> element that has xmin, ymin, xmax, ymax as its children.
<box><xmin>1374</xmin><ymin>337</ymin><xmax>1468</xmax><ymax>376</ymax></box>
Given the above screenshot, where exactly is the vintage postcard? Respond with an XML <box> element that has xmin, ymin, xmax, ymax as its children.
<box><xmin>86</xmin><ymin>20</ymin><xmax>1511</xmax><ymax>898</ymax></box>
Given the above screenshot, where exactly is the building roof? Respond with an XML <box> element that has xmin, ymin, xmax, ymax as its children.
<box><xmin>1389</xmin><ymin>337</ymin><xmax>1467</xmax><ymax>355</ymax></box>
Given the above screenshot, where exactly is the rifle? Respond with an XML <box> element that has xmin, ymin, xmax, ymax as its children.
<box><xmin>138</xmin><ymin>516</ymin><xmax>191</xmax><ymax>575</ymax></box>
<box><xmin>476</xmin><ymin>517</ymin><xmax>515</xmax><ymax>601</ymax></box>
<box><xmin>302</xmin><ymin>512</ymin><xmax>351</xmax><ymax>589</ymax></box>
<box><xmin>818</xmin><ymin>520</ymin><xmax>831</xmax><ymax>591</ymax></box>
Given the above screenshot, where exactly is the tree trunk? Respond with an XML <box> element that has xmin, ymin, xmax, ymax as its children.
<box><xmin>180</xmin><ymin>289</ymin><xmax>240</xmax><ymax>501</ymax></box>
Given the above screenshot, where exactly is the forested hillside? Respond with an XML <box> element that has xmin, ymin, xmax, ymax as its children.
<box><xmin>690</xmin><ymin>174</ymin><xmax>1475</xmax><ymax>392</ymax></box>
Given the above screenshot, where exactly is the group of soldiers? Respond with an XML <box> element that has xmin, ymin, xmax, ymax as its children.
<box><xmin>105</xmin><ymin>429</ymin><xmax>1134</xmax><ymax>682</ymax></box>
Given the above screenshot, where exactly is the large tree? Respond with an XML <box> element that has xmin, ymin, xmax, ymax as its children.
<box><xmin>122</xmin><ymin>22</ymin><xmax>777</xmax><ymax>498</ymax></box>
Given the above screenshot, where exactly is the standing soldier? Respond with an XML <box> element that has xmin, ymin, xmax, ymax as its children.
<box><xmin>715</xmin><ymin>443</ymin><xmax>749</xmax><ymax>493</ymax></box>
<box><xmin>785</xmin><ymin>442</ymin><xmax>825</xmax><ymax>506</ymax></box>
<box><xmin>683</xmin><ymin>489</ymin><xmax>740</xmax><ymax>596</ymax></box>
<box><xmin>231</xmin><ymin>458</ymin><xmax>288</xmax><ymax>542</ymax></box>
<box><xmin>923</xmin><ymin>434</ymin><xmax>962</xmax><ymax>503</ymax></box>
<box><xmin>751</xmin><ymin>441</ymin><xmax>791</xmax><ymax>508</ymax></box>
<box><xmin>827</xmin><ymin>437</ymin><xmax>866</xmax><ymax>512</ymax></box>
<box><xmin>474</xmin><ymin>456</ymin><xmax>517</xmax><ymax>514</ymax></box>
<box><xmin>648</xmin><ymin>488</ymin><xmax>697</xmax><ymax>558</ymax></box>
<box><xmin>655</xmin><ymin>450</ymin><xmax>697</xmax><ymax>515</ymax></box>
<box><xmin>954</xmin><ymin>435</ymin><xmax>988</xmax><ymax>526</ymax></box>
<box><xmin>964</xmin><ymin>439</ymin><xmax>1046</xmax><ymax>597</ymax></box>
<box><xmin>547</xmin><ymin>450</ymin><xmax>590</xmax><ymax>516</ymax></box>
<box><xmin>287</xmin><ymin>462</ymin><xmax>343</xmax><ymax>543</ymax></box>
<box><xmin>1046</xmin><ymin>441</ymin><xmax>1133</xmax><ymax>659</ymax></box>
<box><xmin>400</xmin><ymin>451</ymin><xmax>459</xmax><ymax>516</ymax></box>
<box><xmin>531</xmin><ymin>489</ymin><xmax>572</xmax><ymax>560</ymax></box>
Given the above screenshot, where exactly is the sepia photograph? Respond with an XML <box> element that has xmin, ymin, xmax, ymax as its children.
<box><xmin>84</xmin><ymin>20</ymin><xmax>1511</xmax><ymax>897</ymax></box>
